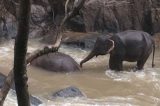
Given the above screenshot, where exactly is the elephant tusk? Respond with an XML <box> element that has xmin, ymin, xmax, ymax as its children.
<box><xmin>107</xmin><ymin>39</ymin><xmax>115</xmax><ymax>53</ymax></box>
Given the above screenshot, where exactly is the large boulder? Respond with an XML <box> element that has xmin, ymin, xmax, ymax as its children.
<box><xmin>31</xmin><ymin>52</ymin><xmax>80</xmax><ymax>72</ymax></box>
<box><xmin>81</xmin><ymin>0</ymin><xmax>159</xmax><ymax>33</ymax></box>
<box><xmin>31</xmin><ymin>5</ymin><xmax>47</xmax><ymax>24</ymax></box>
<box><xmin>1</xmin><ymin>0</ymin><xmax>160</xmax><ymax>42</ymax></box>
<box><xmin>52</xmin><ymin>86</ymin><xmax>85</xmax><ymax>98</ymax></box>
<box><xmin>29</xmin><ymin>4</ymin><xmax>50</xmax><ymax>38</ymax></box>
<box><xmin>47</xmin><ymin>0</ymin><xmax>160</xmax><ymax>33</ymax></box>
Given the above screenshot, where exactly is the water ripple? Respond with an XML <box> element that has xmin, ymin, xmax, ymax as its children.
<box><xmin>105</xmin><ymin>68</ymin><xmax>160</xmax><ymax>82</ymax></box>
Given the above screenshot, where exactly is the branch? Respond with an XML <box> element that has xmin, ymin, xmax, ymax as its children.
<box><xmin>0</xmin><ymin>70</ymin><xmax>14</xmax><ymax>105</ymax></box>
<box><xmin>26</xmin><ymin>46</ymin><xmax>59</xmax><ymax>64</ymax></box>
<box><xmin>61</xmin><ymin>0</ymin><xmax>86</xmax><ymax>27</ymax></box>
<box><xmin>53</xmin><ymin>0</ymin><xmax>86</xmax><ymax>48</ymax></box>
<box><xmin>65</xmin><ymin>0</ymin><xmax>70</xmax><ymax>15</ymax></box>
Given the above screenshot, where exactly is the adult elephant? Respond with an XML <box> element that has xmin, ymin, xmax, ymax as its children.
<box><xmin>31</xmin><ymin>52</ymin><xmax>80</xmax><ymax>72</ymax></box>
<box><xmin>80</xmin><ymin>30</ymin><xmax>155</xmax><ymax>71</ymax></box>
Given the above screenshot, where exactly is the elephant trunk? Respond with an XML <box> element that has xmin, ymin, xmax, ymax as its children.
<box><xmin>80</xmin><ymin>51</ymin><xmax>95</xmax><ymax>67</ymax></box>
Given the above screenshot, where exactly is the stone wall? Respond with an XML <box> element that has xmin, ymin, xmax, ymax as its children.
<box><xmin>81</xmin><ymin>0</ymin><xmax>160</xmax><ymax>33</ymax></box>
<box><xmin>1</xmin><ymin>0</ymin><xmax>160</xmax><ymax>40</ymax></box>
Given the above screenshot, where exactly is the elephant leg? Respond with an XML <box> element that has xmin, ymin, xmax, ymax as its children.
<box><xmin>109</xmin><ymin>56</ymin><xmax>123</xmax><ymax>71</ymax></box>
<box><xmin>116</xmin><ymin>61</ymin><xmax>123</xmax><ymax>71</ymax></box>
<box><xmin>136</xmin><ymin>60</ymin><xmax>146</xmax><ymax>70</ymax></box>
<box><xmin>136</xmin><ymin>54</ymin><xmax>150</xmax><ymax>70</ymax></box>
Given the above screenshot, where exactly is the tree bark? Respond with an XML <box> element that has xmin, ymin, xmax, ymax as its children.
<box><xmin>13</xmin><ymin>0</ymin><xmax>31</xmax><ymax>105</ymax></box>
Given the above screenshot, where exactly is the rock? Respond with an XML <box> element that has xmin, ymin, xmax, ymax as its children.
<box><xmin>30</xmin><ymin>95</ymin><xmax>43</xmax><ymax>106</ymax></box>
<box><xmin>31</xmin><ymin>52</ymin><xmax>80</xmax><ymax>72</ymax></box>
<box><xmin>9</xmin><ymin>90</ymin><xmax>42</xmax><ymax>106</ymax></box>
<box><xmin>0</xmin><ymin>73</ymin><xmax>15</xmax><ymax>89</ymax></box>
<box><xmin>52</xmin><ymin>86</ymin><xmax>85</xmax><ymax>98</ymax></box>
<box><xmin>31</xmin><ymin>5</ymin><xmax>47</xmax><ymax>24</ymax></box>
<box><xmin>47</xmin><ymin>0</ymin><xmax>160</xmax><ymax>33</ymax></box>
<box><xmin>62</xmin><ymin>31</ymin><xmax>103</xmax><ymax>49</ymax></box>
<box><xmin>152</xmin><ymin>8</ymin><xmax>160</xmax><ymax>33</ymax></box>
<box><xmin>41</xmin><ymin>0</ymin><xmax>160</xmax><ymax>46</ymax></box>
<box><xmin>62</xmin><ymin>31</ymin><xmax>114</xmax><ymax>50</ymax></box>
<box><xmin>2</xmin><ymin>0</ymin><xmax>160</xmax><ymax>42</ymax></box>
<box><xmin>32</xmin><ymin>0</ymin><xmax>49</xmax><ymax>8</ymax></box>
<box><xmin>81</xmin><ymin>0</ymin><xmax>153</xmax><ymax>33</ymax></box>
<box><xmin>153</xmin><ymin>33</ymin><xmax>160</xmax><ymax>47</ymax></box>
<box><xmin>0</xmin><ymin>15</ymin><xmax>17</xmax><ymax>40</ymax></box>
<box><xmin>66</xmin><ymin>16</ymin><xmax>86</xmax><ymax>32</ymax></box>
<box><xmin>0</xmin><ymin>73</ymin><xmax>42</xmax><ymax>106</ymax></box>
<box><xmin>0</xmin><ymin>73</ymin><xmax>6</xmax><ymax>88</ymax></box>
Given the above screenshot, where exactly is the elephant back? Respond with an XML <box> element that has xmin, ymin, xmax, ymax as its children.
<box><xmin>31</xmin><ymin>52</ymin><xmax>80</xmax><ymax>72</ymax></box>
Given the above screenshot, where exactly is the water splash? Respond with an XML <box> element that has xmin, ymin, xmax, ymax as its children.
<box><xmin>105</xmin><ymin>68</ymin><xmax>160</xmax><ymax>82</ymax></box>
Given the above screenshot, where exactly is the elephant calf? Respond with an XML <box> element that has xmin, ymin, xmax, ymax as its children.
<box><xmin>80</xmin><ymin>30</ymin><xmax>155</xmax><ymax>71</ymax></box>
<box><xmin>31</xmin><ymin>52</ymin><xmax>80</xmax><ymax>72</ymax></box>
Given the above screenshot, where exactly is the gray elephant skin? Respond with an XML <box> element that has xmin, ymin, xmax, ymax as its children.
<box><xmin>80</xmin><ymin>30</ymin><xmax>155</xmax><ymax>71</ymax></box>
<box><xmin>31</xmin><ymin>52</ymin><xmax>80</xmax><ymax>72</ymax></box>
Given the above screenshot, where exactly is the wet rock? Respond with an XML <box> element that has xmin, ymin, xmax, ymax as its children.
<box><xmin>31</xmin><ymin>52</ymin><xmax>80</xmax><ymax>72</ymax></box>
<box><xmin>30</xmin><ymin>95</ymin><xmax>43</xmax><ymax>106</ymax></box>
<box><xmin>0</xmin><ymin>73</ymin><xmax>15</xmax><ymax>89</ymax></box>
<box><xmin>9</xmin><ymin>90</ymin><xmax>42</xmax><ymax>106</ymax></box>
<box><xmin>0</xmin><ymin>73</ymin><xmax>42</xmax><ymax>106</ymax></box>
<box><xmin>52</xmin><ymin>86</ymin><xmax>85</xmax><ymax>98</ymax></box>
<box><xmin>0</xmin><ymin>73</ymin><xmax>6</xmax><ymax>88</ymax></box>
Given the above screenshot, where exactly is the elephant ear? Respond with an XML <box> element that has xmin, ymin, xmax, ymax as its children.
<box><xmin>106</xmin><ymin>39</ymin><xmax>115</xmax><ymax>53</ymax></box>
<box><xmin>94</xmin><ymin>37</ymin><xmax>104</xmax><ymax>49</ymax></box>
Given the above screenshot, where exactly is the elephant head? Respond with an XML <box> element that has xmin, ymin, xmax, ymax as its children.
<box><xmin>80</xmin><ymin>36</ymin><xmax>114</xmax><ymax>67</ymax></box>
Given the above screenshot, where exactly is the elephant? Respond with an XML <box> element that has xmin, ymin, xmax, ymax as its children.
<box><xmin>31</xmin><ymin>52</ymin><xmax>80</xmax><ymax>72</ymax></box>
<box><xmin>80</xmin><ymin>30</ymin><xmax>155</xmax><ymax>71</ymax></box>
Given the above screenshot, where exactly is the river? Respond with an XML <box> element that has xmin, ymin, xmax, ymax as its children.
<box><xmin>0</xmin><ymin>39</ymin><xmax>160</xmax><ymax>106</ymax></box>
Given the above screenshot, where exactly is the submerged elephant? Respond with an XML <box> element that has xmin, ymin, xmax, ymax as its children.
<box><xmin>31</xmin><ymin>52</ymin><xmax>80</xmax><ymax>72</ymax></box>
<box><xmin>80</xmin><ymin>30</ymin><xmax>155</xmax><ymax>71</ymax></box>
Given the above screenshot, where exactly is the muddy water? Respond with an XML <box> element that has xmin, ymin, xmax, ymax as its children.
<box><xmin>0</xmin><ymin>40</ymin><xmax>160</xmax><ymax>106</ymax></box>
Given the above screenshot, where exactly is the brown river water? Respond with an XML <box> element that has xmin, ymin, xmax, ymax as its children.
<box><xmin>0</xmin><ymin>39</ymin><xmax>160</xmax><ymax>106</ymax></box>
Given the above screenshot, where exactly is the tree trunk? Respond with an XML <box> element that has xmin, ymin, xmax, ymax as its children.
<box><xmin>13</xmin><ymin>0</ymin><xmax>31</xmax><ymax>105</ymax></box>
